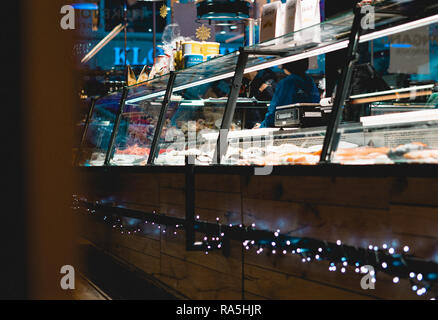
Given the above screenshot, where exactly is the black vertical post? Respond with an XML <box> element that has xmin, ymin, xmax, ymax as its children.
<box><xmin>320</xmin><ymin>4</ymin><xmax>364</xmax><ymax>163</ymax></box>
<box><xmin>185</xmin><ymin>156</ymin><xmax>196</xmax><ymax>251</ymax></box>
<box><xmin>75</xmin><ymin>97</ymin><xmax>96</xmax><ymax>166</ymax></box>
<box><xmin>148</xmin><ymin>71</ymin><xmax>177</xmax><ymax>164</ymax></box>
<box><xmin>153</xmin><ymin>1</ymin><xmax>157</xmax><ymax>61</ymax></box>
<box><xmin>104</xmin><ymin>88</ymin><xmax>128</xmax><ymax>166</ymax></box>
<box><xmin>214</xmin><ymin>48</ymin><xmax>249</xmax><ymax>164</ymax></box>
<box><xmin>2</xmin><ymin>0</ymin><xmax>27</xmax><ymax>299</ymax></box>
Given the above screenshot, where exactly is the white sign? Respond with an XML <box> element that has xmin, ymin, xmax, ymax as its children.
<box><xmin>284</xmin><ymin>0</ymin><xmax>299</xmax><ymax>35</ymax></box>
<box><xmin>295</xmin><ymin>0</ymin><xmax>321</xmax><ymax>43</ymax></box>
<box><xmin>260</xmin><ymin>1</ymin><xmax>285</xmax><ymax>42</ymax></box>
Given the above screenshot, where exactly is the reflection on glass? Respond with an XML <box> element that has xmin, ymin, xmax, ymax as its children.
<box><xmin>334</xmin><ymin>22</ymin><xmax>438</xmax><ymax>164</ymax></box>
<box><xmin>79</xmin><ymin>93</ymin><xmax>122</xmax><ymax>166</ymax></box>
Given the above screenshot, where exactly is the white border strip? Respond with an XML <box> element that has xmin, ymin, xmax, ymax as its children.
<box><xmin>350</xmin><ymin>84</ymin><xmax>434</xmax><ymax>99</ymax></box>
<box><xmin>361</xmin><ymin>109</ymin><xmax>438</xmax><ymax>127</ymax></box>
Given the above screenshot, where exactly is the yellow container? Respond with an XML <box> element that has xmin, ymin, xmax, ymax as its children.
<box><xmin>182</xmin><ymin>41</ymin><xmax>202</xmax><ymax>56</ymax></box>
<box><xmin>201</xmin><ymin>42</ymin><xmax>220</xmax><ymax>56</ymax></box>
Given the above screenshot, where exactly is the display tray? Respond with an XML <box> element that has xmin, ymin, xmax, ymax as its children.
<box><xmin>111</xmin><ymin>154</ymin><xmax>148</xmax><ymax>166</ymax></box>
<box><xmin>94</xmin><ymin>118</ymin><xmax>438</xmax><ymax>167</ymax></box>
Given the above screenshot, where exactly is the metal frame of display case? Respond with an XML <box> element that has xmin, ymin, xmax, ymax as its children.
<box><xmin>76</xmin><ymin>0</ymin><xmax>438</xmax><ymax>169</ymax></box>
<box><xmin>320</xmin><ymin>4</ymin><xmax>364</xmax><ymax>163</ymax></box>
<box><xmin>147</xmin><ymin>71</ymin><xmax>177</xmax><ymax>164</ymax></box>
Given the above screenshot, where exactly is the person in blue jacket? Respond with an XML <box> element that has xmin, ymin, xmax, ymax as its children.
<box><xmin>427</xmin><ymin>92</ymin><xmax>438</xmax><ymax>107</ymax></box>
<box><xmin>257</xmin><ymin>58</ymin><xmax>320</xmax><ymax>128</ymax></box>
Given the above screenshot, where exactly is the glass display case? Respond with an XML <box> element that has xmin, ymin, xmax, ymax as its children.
<box><xmin>153</xmin><ymin>95</ymin><xmax>272</xmax><ymax>166</ymax></box>
<box><xmin>76</xmin><ymin>0</ymin><xmax>438</xmax><ymax>167</ymax></box>
<box><xmin>109</xmin><ymin>76</ymin><xmax>170</xmax><ymax>166</ymax></box>
<box><xmin>332</xmin><ymin>16</ymin><xmax>438</xmax><ymax>165</ymax></box>
<box><xmin>78</xmin><ymin>91</ymin><xmax>123</xmax><ymax>166</ymax></box>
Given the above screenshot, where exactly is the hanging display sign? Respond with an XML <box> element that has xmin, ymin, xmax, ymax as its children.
<box><xmin>260</xmin><ymin>1</ymin><xmax>285</xmax><ymax>43</ymax></box>
<box><xmin>284</xmin><ymin>0</ymin><xmax>299</xmax><ymax>36</ymax></box>
<box><xmin>297</xmin><ymin>0</ymin><xmax>321</xmax><ymax>30</ymax></box>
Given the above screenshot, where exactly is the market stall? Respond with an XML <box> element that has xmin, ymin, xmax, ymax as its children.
<box><xmin>75</xmin><ymin>0</ymin><xmax>438</xmax><ymax>299</ymax></box>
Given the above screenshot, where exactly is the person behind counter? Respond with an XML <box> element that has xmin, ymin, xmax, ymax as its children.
<box><xmin>240</xmin><ymin>68</ymin><xmax>284</xmax><ymax>128</ymax></box>
<box><xmin>427</xmin><ymin>92</ymin><xmax>438</xmax><ymax>107</ymax></box>
<box><xmin>241</xmin><ymin>68</ymin><xmax>283</xmax><ymax>102</ymax></box>
<box><xmin>255</xmin><ymin>58</ymin><xmax>320</xmax><ymax>128</ymax></box>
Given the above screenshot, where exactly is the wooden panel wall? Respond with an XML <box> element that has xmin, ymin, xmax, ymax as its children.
<box><xmin>78</xmin><ymin>170</ymin><xmax>438</xmax><ymax>300</ymax></box>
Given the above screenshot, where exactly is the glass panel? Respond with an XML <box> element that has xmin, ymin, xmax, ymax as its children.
<box><xmin>108</xmin><ymin>76</ymin><xmax>170</xmax><ymax>166</ymax></box>
<box><xmin>78</xmin><ymin>91</ymin><xmax>123</xmax><ymax>166</ymax></box>
<box><xmin>153</xmin><ymin>79</ymin><xmax>233</xmax><ymax>166</ymax></box>
<box><xmin>221</xmin><ymin>53</ymin><xmax>328</xmax><ymax>166</ymax></box>
<box><xmin>333</xmin><ymin>20</ymin><xmax>438</xmax><ymax>165</ymax></box>
<box><xmin>124</xmin><ymin>73</ymin><xmax>170</xmax><ymax>104</ymax></box>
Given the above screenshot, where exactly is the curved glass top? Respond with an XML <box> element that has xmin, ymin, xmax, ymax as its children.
<box><xmin>124</xmin><ymin>0</ymin><xmax>438</xmax><ymax>105</ymax></box>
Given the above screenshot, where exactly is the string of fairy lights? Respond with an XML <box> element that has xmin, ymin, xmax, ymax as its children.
<box><xmin>72</xmin><ymin>195</ymin><xmax>438</xmax><ymax>300</ymax></box>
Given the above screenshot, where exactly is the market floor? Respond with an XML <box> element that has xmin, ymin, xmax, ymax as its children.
<box><xmin>76</xmin><ymin>242</ymin><xmax>178</xmax><ymax>300</ymax></box>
